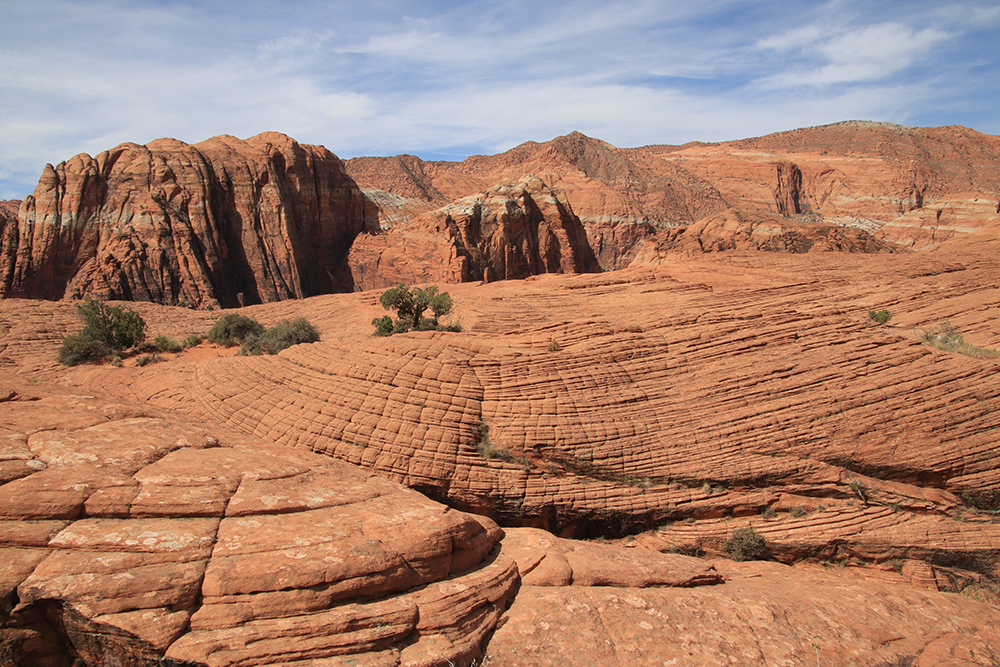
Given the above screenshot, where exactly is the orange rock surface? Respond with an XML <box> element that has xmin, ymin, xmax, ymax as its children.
<box><xmin>0</xmin><ymin>372</ymin><xmax>515</xmax><ymax>666</ymax></box>
<box><xmin>3</xmin><ymin>121</ymin><xmax>1000</xmax><ymax>665</ymax></box>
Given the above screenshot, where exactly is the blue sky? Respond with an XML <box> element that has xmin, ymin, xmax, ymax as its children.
<box><xmin>1</xmin><ymin>0</ymin><xmax>998</xmax><ymax>199</ymax></box>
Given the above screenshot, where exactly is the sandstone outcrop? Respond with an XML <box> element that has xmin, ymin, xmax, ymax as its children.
<box><xmin>0</xmin><ymin>372</ymin><xmax>517</xmax><ymax>666</ymax></box>
<box><xmin>0</xmin><ymin>133</ymin><xmax>375</xmax><ymax>308</ymax></box>
<box><xmin>348</xmin><ymin>175</ymin><xmax>600</xmax><ymax>290</ymax></box>
<box><xmin>347</xmin><ymin>131</ymin><xmax>731</xmax><ymax>270</ymax></box>
<box><xmin>629</xmin><ymin>207</ymin><xmax>889</xmax><ymax>262</ymax></box>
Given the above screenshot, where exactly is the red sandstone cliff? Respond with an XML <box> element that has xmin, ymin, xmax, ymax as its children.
<box><xmin>0</xmin><ymin>134</ymin><xmax>376</xmax><ymax>308</ymax></box>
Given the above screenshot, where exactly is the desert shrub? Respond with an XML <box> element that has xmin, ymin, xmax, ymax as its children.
<box><xmin>238</xmin><ymin>333</ymin><xmax>265</xmax><ymax>356</ymax></box>
<box><xmin>547</xmin><ymin>339</ymin><xmax>562</xmax><ymax>352</ymax></box>
<box><xmin>154</xmin><ymin>335</ymin><xmax>183</xmax><ymax>353</ymax></box>
<box><xmin>58</xmin><ymin>332</ymin><xmax>111</xmax><ymax>366</ymax></box>
<box><xmin>372</xmin><ymin>315</ymin><xmax>393</xmax><ymax>337</ymax></box>
<box><xmin>183</xmin><ymin>334</ymin><xmax>204</xmax><ymax>348</ymax></box>
<box><xmin>208</xmin><ymin>314</ymin><xmax>265</xmax><ymax>347</ymax></box>
<box><xmin>261</xmin><ymin>318</ymin><xmax>320</xmax><ymax>354</ymax></box>
<box><xmin>722</xmin><ymin>527</ymin><xmax>769</xmax><ymax>561</ymax></box>
<box><xmin>922</xmin><ymin>323</ymin><xmax>1000</xmax><ymax>359</ymax></box>
<box><xmin>868</xmin><ymin>309</ymin><xmax>892</xmax><ymax>325</ymax></box>
<box><xmin>76</xmin><ymin>298</ymin><xmax>147</xmax><ymax>350</ymax></box>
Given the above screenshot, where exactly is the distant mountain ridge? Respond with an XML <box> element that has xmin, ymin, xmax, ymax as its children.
<box><xmin>3</xmin><ymin>122</ymin><xmax>999</xmax><ymax>305</ymax></box>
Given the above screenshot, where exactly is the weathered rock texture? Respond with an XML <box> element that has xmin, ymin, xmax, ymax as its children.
<box><xmin>630</xmin><ymin>207</ymin><xmax>889</xmax><ymax>260</ymax></box>
<box><xmin>0</xmin><ymin>133</ymin><xmax>375</xmax><ymax>307</ymax></box>
<box><xmin>485</xmin><ymin>558</ymin><xmax>1000</xmax><ymax>666</ymax></box>
<box><xmin>348</xmin><ymin>175</ymin><xmax>600</xmax><ymax>291</ymax></box>
<box><xmin>0</xmin><ymin>372</ymin><xmax>516</xmax><ymax>666</ymax></box>
<box><xmin>2</xmin><ymin>236</ymin><xmax>1000</xmax><ymax>662</ymax></box>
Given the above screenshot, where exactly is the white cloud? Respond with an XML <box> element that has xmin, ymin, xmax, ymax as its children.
<box><xmin>755</xmin><ymin>22</ymin><xmax>951</xmax><ymax>88</ymax></box>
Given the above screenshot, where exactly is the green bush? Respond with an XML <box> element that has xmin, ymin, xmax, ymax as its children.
<box><xmin>722</xmin><ymin>527</ymin><xmax>769</xmax><ymax>561</ymax></box>
<box><xmin>58</xmin><ymin>332</ymin><xmax>111</xmax><ymax>366</ymax></box>
<box><xmin>372</xmin><ymin>315</ymin><xmax>393</xmax><ymax>337</ymax></box>
<box><xmin>208</xmin><ymin>314</ymin><xmax>265</xmax><ymax>347</ymax></box>
<box><xmin>183</xmin><ymin>334</ymin><xmax>205</xmax><ymax>348</ymax></box>
<box><xmin>76</xmin><ymin>298</ymin><xmax>147</xmax><ymax>350</ymax></box>
<box><xmin>262</xmin><ymin>318</ymin><xmax>320</xmax><ymax>354</ymax></box>
<box><xmin>154</xmin><ymin>335</ymin><xmax>183</xmax><ymax>353</ymax></box>
<box><xmin>868</xmin><ymin>309</ymin><xmax>892</xmax><ymax>325</ymax></box>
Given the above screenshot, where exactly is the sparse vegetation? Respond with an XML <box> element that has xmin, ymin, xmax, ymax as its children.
<box><xmin>921</xmin><ymin>322</ymin><xmax>1000</xmax><ymax>359</ymax></box>
<box><xmin>58</xmin><ymin>298</ymin><xmax>147</xmax><ymax>366</ymax></box>
<box><xmin>547</xmin><ymin>338</ymin><xmax>562</xmax><ymax>352</ymax></box>
<box><xmin>208</xmin><ymin>314</ymin><xmax>265</xmax><ymax>347</ymax></box>
<box><xmin>373</xmin><ymin>283</ymin><xmax>459</xmax><ymax>335</ymax></box>
<box><xmin>722</xmin><ymin>526</ymin><xmax>769</xmax><ymax>561</ymax></box>
<box><xmin>135</xmin><ymin>353</ymin><xmax>161</xmax><ymax>367</ymax></box>
<box><xmin>58</xmin><ymin>332</ymin><xmax>112</xmax><ymax>366</ymax></box>
<box><xmin>473</xmin><ymin>420</ymin><xmax>527</xmax><ymax>466</ymax></box>
<box><xmin>868</xmin><ymin>309</ymin><xmax>892</xmax><ymax>325</ymax></box>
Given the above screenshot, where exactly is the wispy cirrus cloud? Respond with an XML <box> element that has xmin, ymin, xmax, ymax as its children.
<box><xmin>755</xmin><ymin>22</ymin><xmax>951</xmax><ymax>88</ymax></box>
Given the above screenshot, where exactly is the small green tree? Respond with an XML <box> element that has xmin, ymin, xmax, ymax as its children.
<box><xmin>428</xmin><ymin>288</ymin><xmax>453</xmax><ymax>325</ymax></box>
<box><xmin>868</xmin><ymin>309</ymin><xmax>892</xmax><ymax>325</ymax></box>
<box><xmin>77</xmin><ymin>298</ymin><xmax>147</xmax><ymax>350</ymax></box>
<box><xmin>379</xmin><ymin>284</ymin><xmax>416</xmax><ymax>324</ymax></box>
<box><xmin>374</xmin><ymin>283</ymin><xmax>456</xmax><ymax>336</ymax></box>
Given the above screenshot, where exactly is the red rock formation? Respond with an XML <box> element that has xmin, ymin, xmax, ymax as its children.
<box><xmin>347</xmin><ymin>132</ymin><xmax>730</xmax><ymax>270</ymax></box>
<box><xmin>348</xmin><ymin>175</ymin><xmax>600</xmax><ymax>291</ymax></box>
<box><xmin>485</xmin><ymin>559</ymin><xmax>1000</xmax><ymax>666</ymax></box>
<box><xmin>0</xmin><ymin>134</ymin><xmax>375</xmax><ymax>307</ymax></box>
<box><xmin>349</xmin><ymin>123</ymin><xmax>1000</xmax><ymax>271</ymax></box>
<box><xmin>630</xmin><ymin>208</ymin><xmax>890</xmax><ymax>261</ymax></box>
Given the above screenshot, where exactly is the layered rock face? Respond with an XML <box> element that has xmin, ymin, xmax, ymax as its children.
<box><xmin>2</xmin><ymin>371</ymin><xmax>999</xmax><ymax>666</ymax></box>
<box><xmin>348</xmin><ymin>175</ymin><xmax>600</xmax><ymax>291</ymax></box>
<box><xmin>348</xmin><ymin>132</ymin><xmax>730</xmax><ymax>270</ymax></box>
<box><xmin>348</xmin><ymin>123</ymin><xmax>1000</xmax><ymax>271</ymax></box>
<box><xmin>0</xmin><ymin>133</ymin><xmax>375</xmax><ymax>307</ymax></box>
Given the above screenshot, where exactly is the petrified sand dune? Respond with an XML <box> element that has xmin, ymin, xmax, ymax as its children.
<box><xmin>0</xmin><ymin>372</ymin><xmax>516</xmax><ymax>666</ymax></box>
